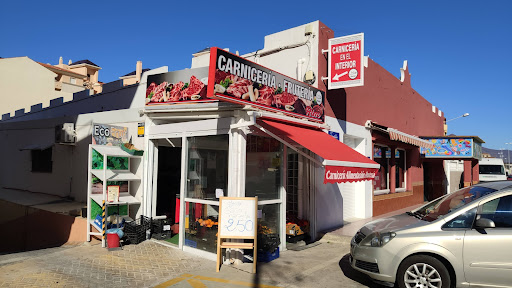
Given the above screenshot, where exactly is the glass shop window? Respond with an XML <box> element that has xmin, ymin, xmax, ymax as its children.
<box><xmin>186</xmin><ymin>135</ymin><xmax>229</xmax><ymax>200</ymax></box>
<box><xmin>184</xmin><ymin>201</ymin><xmax>219</xmax><ymax>253</ymax></box>
<box><xmin>373</xmin><ymin>146</ymin><xmax>406</xmax><ymax>193</ymax></box>
<box><xmin>245</xmin><ymin>135</ymin><xmax>283</xmax><ymax>201</ymax></box>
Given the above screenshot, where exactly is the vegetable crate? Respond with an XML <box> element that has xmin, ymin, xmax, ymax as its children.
<box><xmin>124</xmin><ymin>215</ymin><xmax>151</xmax><ymax>245</ymax></box>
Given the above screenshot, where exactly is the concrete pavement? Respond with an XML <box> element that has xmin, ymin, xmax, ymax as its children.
<box><xmin>0</xmin><ymin>236</ymin><xmax>383</xmax><ymax>288</ymax></box>
<box><xmin>0</xmin><ymin>204</ymin><xmax>424</xmax><ymax>288</ymax></box>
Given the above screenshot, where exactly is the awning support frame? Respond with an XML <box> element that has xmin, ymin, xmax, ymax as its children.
<box><xmin>253</xmin><ymin>123</ymin><xmax>323</xmax><ymax>167</ymax></box>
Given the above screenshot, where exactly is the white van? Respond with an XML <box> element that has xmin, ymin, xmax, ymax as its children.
<box><xmin>479</xmin><ymin>158</ymin><xmax>507</xmax><ymax>182</ymax></box>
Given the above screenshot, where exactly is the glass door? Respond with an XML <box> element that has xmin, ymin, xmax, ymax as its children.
<box><xmin>245</xmin><ymin>134</ymin><xmax>284</xmax><ymax>251</ymax></box>
<box><xmin>183</xmin><ymin>135</ymin><xmax>229</xmax><ymax>253</ymax></box>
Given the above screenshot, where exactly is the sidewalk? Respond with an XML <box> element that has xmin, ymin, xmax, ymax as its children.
<box><xmin>319</xmin><ymin>203</ymin><xmax>424</xmax><ymax>242</ymax></box>
<box><xmin>0</xmin><ymin>204</ymin><xmax>422</xmax><ymax>288</ymax></box>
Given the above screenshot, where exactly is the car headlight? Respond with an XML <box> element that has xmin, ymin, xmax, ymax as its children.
<box><xmin>361</xmin><ymin>232</ymin><xmax>396</xmax><ymax>247</ymax></box>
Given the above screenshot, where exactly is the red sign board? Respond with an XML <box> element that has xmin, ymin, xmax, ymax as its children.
<box><xmin>323</xmin><ymin>166</ymin><xmax>377</xmax><ymax>184</ymax></box>
<box><xmin>207</xmin><ymin>48</ymin><xmax>326</xmax><ymax>123</ymax></box>
<box><xmin>328</xmin><ymin>33</ymin><xmax>364</xmax><ymax>89</ymax></box>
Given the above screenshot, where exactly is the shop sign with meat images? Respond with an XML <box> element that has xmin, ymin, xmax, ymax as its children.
<box><xmin>207</xmin><ymin>48</ymin><xmax>325</xmax><ymax>122</ymax></box>
<box><xmin>145</xmin><ymin>67</ymin><xmax>214</xmax><ymax>105</ymax></box>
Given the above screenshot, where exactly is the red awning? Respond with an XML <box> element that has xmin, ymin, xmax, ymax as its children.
<box><xmin>256</xmin><ymin>119</ymin><xmax>380</xmax><ymax>184</ymax></box>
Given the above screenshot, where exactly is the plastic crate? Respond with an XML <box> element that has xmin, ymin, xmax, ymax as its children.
<box><xmin>257</xmin><ymin>247</ymin><xmax>279</xmax><ymax>263</ymax></box>
<box><xmin>152</xmin><ymin>218</ymin><xmax>173</xmax><ymax>234</ymax></box>
<box><xmin>185</xmin><ymin>239</ymin><xmax>197</xmax><ymax>248</ymax></box>
<box><xmin>124</xmin><ymin>215</ymin><xmax>151</xmax><ymax>244</ymax></box>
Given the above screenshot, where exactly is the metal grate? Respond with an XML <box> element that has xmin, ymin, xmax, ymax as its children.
<box><xmin>355</xmin><ymin>260</ymin><xmax>380</xmax><ymax>274</ymax></box>
<box><xmin>286</xmin><ymin>152</ymin><xmax>299</xmax><ymax>215</ymax></box>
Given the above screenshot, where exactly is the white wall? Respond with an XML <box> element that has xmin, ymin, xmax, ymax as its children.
<box><xmin>244</xmin><ymin>21</ymin><xmax>320</xmax><ymax>86</ymax></box>
<box><xmin>314</xmin><ymin>116</ymin><xmax>374</xmax><ymax>231</ymax></box>
<box><xmin>0</xmin><ymin>109</ymin><xmax>145</xmax><ymax>203</ymax></box>
<box><xmin>0</xmin><ymin>65</ymin><xmax>162</xmax><ymax>203</ymax></box>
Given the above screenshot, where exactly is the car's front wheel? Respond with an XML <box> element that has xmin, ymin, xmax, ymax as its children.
<box><xmin>397</xmin><ymin>255</ymin><xmax>450</xmax><ymax>288</ymax></box>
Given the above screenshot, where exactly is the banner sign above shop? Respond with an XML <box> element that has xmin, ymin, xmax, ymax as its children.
<box><xmin>207</xmin><ymin>47</ymin><xmax>325</xmax><ymax>123</ymax></box>
<box><xmin>328</xmin><ymin>33</ymin><xmax>364</xmax><ymax>90</ymax></box>
<box><xmin>145</xmin><ymin>67</ymin><xmax>215</xmax><ymax>106</ymax></box>
<box><xmin>420</xmin><ymin>138</ymin><xmax>482</xmax><ymax>159</ymax></box>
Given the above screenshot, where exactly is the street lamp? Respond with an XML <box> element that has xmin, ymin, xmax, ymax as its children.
<box><xmin>446</xmin><ymin>113</ymin><xmax>470</xmax><ymax>122</ymax></box>
<box><xmin>444</xmin><ymin>113</ymin><xmax>470</xmax><ymax>135</ymax></box>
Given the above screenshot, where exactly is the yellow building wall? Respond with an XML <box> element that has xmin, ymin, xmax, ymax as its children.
<box><xmin>0</xmin><ymin>57</ymin><xmax>58</xmax><ymax>116</ymax></box>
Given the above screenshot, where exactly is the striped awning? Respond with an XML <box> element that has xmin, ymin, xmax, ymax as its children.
<box><xmin>388</xmin><ymin>128</ymin><xmax>435</xmax><ymax>149</ymax></box>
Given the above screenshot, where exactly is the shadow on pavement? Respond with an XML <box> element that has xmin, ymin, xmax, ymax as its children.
<box><xmin>339</xmin><ymin>253</ymin><xmax>390</xmax><ymax>288</ymax></box>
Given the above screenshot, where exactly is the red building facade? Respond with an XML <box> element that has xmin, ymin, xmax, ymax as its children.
<box><xmin>323</xmin><ymin>54</ymin><xmax>446</xmax><ymax>216</ymax></box>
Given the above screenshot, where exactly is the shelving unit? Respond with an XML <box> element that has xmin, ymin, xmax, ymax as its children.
<box><xmin>86</xmin><ymin>144</ymin><xmax>143</xmax><ymax>247</ymax></box>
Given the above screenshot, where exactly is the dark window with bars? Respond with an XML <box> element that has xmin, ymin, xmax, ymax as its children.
<box><xmin>287</xmin><ymin>152</ymin><xmax>299</xmax><ymax>215</ymax></box>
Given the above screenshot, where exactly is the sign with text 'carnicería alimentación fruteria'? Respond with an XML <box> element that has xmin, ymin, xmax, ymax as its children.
<box><xmin>328</xmin><ymin>33</ymin><xmax>364</xmax><ymax>89</ymax></box>
<box><xmin>207</xmin><ymin>47</ymin><xmax>326</xmax><ymax>123</ymax></box>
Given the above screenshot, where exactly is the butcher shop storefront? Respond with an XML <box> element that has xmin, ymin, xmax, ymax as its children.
<box><xmin>142</xmin><ymin>48</ymin><xmax>379</xmax><ymax>259</ymax></box>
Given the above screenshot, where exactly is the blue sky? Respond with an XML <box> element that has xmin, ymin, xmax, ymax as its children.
<box><xmin>1</xmin><ymin>1</ymin><xmax>510</xmax><ymax>150</ymax></box>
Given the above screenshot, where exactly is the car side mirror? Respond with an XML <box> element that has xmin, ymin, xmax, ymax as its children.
<box><xmin>475</xmin><ymin>217</ymin><xmax>495</xmax><ymax>229</ymax></box>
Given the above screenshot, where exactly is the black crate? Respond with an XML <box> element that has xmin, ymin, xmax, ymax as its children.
<box><xmin>124</xmin><ymin>215</ymin><xmax>151</xmax><ymax>244</ymax></box>
<box><xmin>258</xmin><ymin>233</ymin><xmax>280</xmax><ymax>253</ymax></box>
<box><xmin>151</xmin><ymin>231</ymin><xmax>172</xmax><ymax>240</ymax></box>
<box><xmin>151</xmin><ymin>218</ymin><xmax>173</xmax><ymax>234</ymax></box>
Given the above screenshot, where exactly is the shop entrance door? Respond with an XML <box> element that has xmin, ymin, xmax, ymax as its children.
<box><xmin>153</xmin><ymin>145</ymin><xmax>181</xmax><ymax>243</ymax></box>
<box><xmin>146</xmin><ymin>117</ymin><xmax>233</xmax><ymax>259</ymax></box>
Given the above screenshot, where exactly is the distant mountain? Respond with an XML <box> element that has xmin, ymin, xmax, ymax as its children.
<box><xmin>482</xmin><ymin>146</ymin><xmax>512</xmax><ymax>161</ymax></box>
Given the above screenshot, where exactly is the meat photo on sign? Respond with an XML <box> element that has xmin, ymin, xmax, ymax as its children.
<box><xmin>214</xmin><ymin>69</ymin><xmax>277</xmax><ymax>106</ymax></box>
<box><xmin>146</xmin><ymin>75</ymin><xmax>207</xmax><ymax>104</ymax></box>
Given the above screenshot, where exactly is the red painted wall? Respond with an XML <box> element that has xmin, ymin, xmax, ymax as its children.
<box><xmin>318</xmin><ymin>23</ymin><xmax>445</xmax><ymax>216</ymax></box>
<box><xmin>325</xmin><ymin>59</ymin><xmax>445</xmax><ymax>136</ymax></box>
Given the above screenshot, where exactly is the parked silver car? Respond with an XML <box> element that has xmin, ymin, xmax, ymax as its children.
<box><xmin>350</xmin><ymin>181</ymin><xmax>512</xmax><ymax>288</ymax></box>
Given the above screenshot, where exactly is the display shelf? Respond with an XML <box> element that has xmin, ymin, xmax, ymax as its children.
<box><xmin>90</xmin><ymin>193</ymin><xmax>141</xmax><ymax>206</ymax></box>
<box><xmin>87</xmin><ymin>144</ymin><xmax>143</xmax><ymax>248</ymax></box>
<box><xmin>92</xmin><ymin>145</ymin><xmax>143</xmax><ymax>158</ymax></box>
<box><xmin>91</xmin><ymin>169</ymin><xmax>140</xmax><ymax>182</ymax></box>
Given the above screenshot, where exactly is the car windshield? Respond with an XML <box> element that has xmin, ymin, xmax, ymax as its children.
<box><xmin>412</xmin><ymin>186</ymin><xmax>497</xmax><ymax>222</ymax></box>
<box><xmin>479</xmin><ymin>165</ymin><xmax>505</xmax><ymax>175</ymax></box>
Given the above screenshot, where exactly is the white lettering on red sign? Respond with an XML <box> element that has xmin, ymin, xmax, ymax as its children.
<box><xmin>325</xmin><ymin>170</ymin><xmax>376</xmax><ymax>180</ymax></box>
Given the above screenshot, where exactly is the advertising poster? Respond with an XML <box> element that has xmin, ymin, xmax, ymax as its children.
<box><xmin>145</xmin><ymin>67</ymin><xmax>214</xmax><ymax>105</ymax></box>
<box><xmin>328</xmin><ymin>33</ymin><xmax>364</xmax><ymax>89</ymax></box>
<box><xmin>420</xmin><ymin>138</ymin><xmax>474</xmax><ymax>158</ymax></box>
<box><xmin>207</xmin><ymin>48</ymin><xmax>325</xmax><ymax>123</ymax></box>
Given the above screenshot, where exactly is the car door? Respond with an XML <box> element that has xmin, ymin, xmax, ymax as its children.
<box><xmin>463</xmin><ymin>193</ymin><xmax>512</xmax><ymax>287</ymax></box>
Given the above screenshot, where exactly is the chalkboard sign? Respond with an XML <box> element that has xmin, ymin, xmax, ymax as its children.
<box><xmin>219</xmin><ymin>197</ymin><xmax>257</xmax><ymax>238</ymax></box>
<box><xmin>216</xmin><ymin>197</ymin><xmax>258</xmax><ymax>273</ymax></box>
